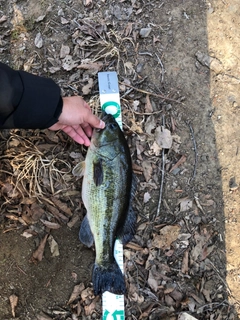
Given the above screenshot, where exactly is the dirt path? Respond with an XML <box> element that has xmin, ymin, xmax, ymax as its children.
<box><xmin>0</xmin><ymin>0</ymin><xmax>240</xmax><ymax>319</ymax></box>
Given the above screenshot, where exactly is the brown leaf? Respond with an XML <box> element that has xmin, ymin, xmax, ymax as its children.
<box><xmin>181</xmin><ymin>249</ymin><xmax>189</xmax><ymax>274</ymax></box>
<box><xmin>84</xmin><ymin>297</ymin><xmax>98</xmax><ymax>316</ymax></box>
<box><xmin>145</xmin><ymin>94</ymin><xmax>153</xmax><ymax>113</ymax></box>
<box><xmin>155</xmin><ymin>126</ymin><xmax>172</xmax><ymax>149</ymax></box>
<box><xmin>68</xmin><ymin>283</ymin><xmax>85</xmax><ymax>304</ymax></box>
<box><xmin>142</xmin><ymin>160</ymin><xmax>152</xmax><ymax>182</ymax></box>
<box><xmin>169</xmin><ymin>155</ymin><xmax>187</xmax><ymax>173</ymax></box>
<box><xmin>9</xmin><ymin>294</ymin><xmax>18</xmax><ymax>317</ymax></box>
<box><xmin>40</xmin><ymin>220</ymin><xmax>61</xmax><ymax>229</ymax></box>
<box><xmin>50</xmin><ymin>198</ymin><xmax>72</xmax><ymax>216</ymax></box>
<box><xmin>36</xmin><ymin>312</ymin><xmax>53</xmax><ymax>320</ymax></box>
<box><xmin>82</xmin><ymin>78</ymin><xmax>94</xmax><ymax>95</ymax></box>
<box><xmin>48</xmin><ymin>235</ymin><xmax>60</xmax><ymax>257</ymax></box>
<box><xmin>77</xmin><ymin>61</ymin><xmax>103</xmax><ymax>72</ymax></box>
<box><xmin>32</xmin><ymin>234</ymin><xmax>48</xmax><ymax>262</ymax></box>
<box><xmin>152</xmin><ymin>225</ymin><xmax>180</xmax><ymax>250</ymax></box>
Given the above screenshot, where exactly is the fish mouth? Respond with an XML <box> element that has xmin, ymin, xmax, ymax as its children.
<box><xmin>101</xmin><ymin>111</ymin><xmax>114</xmax><ymax>122</ymax></box>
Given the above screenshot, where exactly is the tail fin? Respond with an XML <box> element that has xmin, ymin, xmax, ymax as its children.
<box><xmin>92</xmin><ymin>260</ymin><xmax>125</xmax><ymax>296</ymax></box>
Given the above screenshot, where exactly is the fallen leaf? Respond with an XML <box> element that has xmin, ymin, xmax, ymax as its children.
<box><xmin>60</xmin><ymin>44</ymin><xmax>70</xmax><ymax>59</ymax></box>
<box><xmin>143</xmin><ymin>192</ymin><xmax>151</xmax><ymax>203</ymax></box>
<box><xmin>170</xmin><ymin>155</ymin><xmax>187</xmax><ymax>173</ymax></box>
<box><xmin>48</xmin><ymin>235</ymin><xmax>60</xmax><ymax>257</ymax></box>
<box><xmin>82</xmin><ymin>78</ymin><xmax>94</xmax><ymax>95</ymax></box>
<box><xmin>178</xmin><ymin>312</ymin><xmax>198</xmax><ymax>320</ymax></box>
<box><xmin>77</xmin><ymin>60</ymin><xmax>103</xmax><ymax>72</ymax></box>
<box><xmin>0</xmin><ymin>15</ymin><xmax>7</xmax><ymax>23</ymax></box>
<box><xmin>35</xmin><ymin>32</ymin><xmax>43</xmax><ymax>48</ymax></box>
<box><xmin>142</xmin><ymin>160</ymin><xmax>152</xmax><ymax>182</ymax></box>
<box><xmin>68</xmin><ymin>283</ymin><xmax>85</xmax><ymax>304</ymax></box>
<box><xmin>62</xmin><ymin>55</ymin><xmax>78</xmax><ymax>71</ymax></box>
<box><xmin>145</xmin><ymin>115</ymin><xmax>156</xmax><ymax>135</ymax></box>
<box><xmin>40</xmin><ymin>219</ymin><xmax>61</xmax><ymax>229</ymax></box>
<box><xmin>50</xmin><ymin>198</ymin><xmax>72</xmax><ymax>217</ymax></box>
<box><xmin>178</xmin><ymin>197</ymin><xmax>193</xmax><ymax>212</ymax></box>
<box><xmin>145</xmin><ymin>94</ymin><xmax>153</xmax><ymax>113</ymax></box>
<box><xmin>181</xmin><ymin>249</ymin><xmax>189</xmax><ymax>274</ymax></box>
<box><xmin>32</xmin><ymin>234</ymin><xmax>48</xmax><ymax>262</ymax></box>
<box><xmin>152</xmin><ymin>225</ymin><xmax>181</xmax><ymax>250</ymax></box>
<box><xmin>84</xmin><ymin>0</ymin><xmax>92</xmax><ymax>6</ymax></box>
<box><xmin>155</xmin><ymin>126</ymin><xmax>172</xmax><ymax>149</ymax></box>
<box><xmin>148</xmin><ymin>268</ymin><xmax>158</xmax><ymax>292</ymax></box>
<box><xmin>9</xmin><ymin>294</ymin><xmax>18</xmax><ymax>317</ymax></box>
<box><xmin>36</xmin><ymin>312</ymin><xmax>54</xmax><ymax>320</ymax></box>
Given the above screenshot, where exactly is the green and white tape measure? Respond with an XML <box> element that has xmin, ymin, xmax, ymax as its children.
<box><xmin>98</xmin><ymin>71</ymin><xmax>125</xmax><ymax>320</ymax></box>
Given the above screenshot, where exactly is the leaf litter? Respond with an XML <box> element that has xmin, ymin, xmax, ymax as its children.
<box><xmin>0</xmin><ymin>0</ymin><xmax>237</xmax><ymax>319</ymax></box>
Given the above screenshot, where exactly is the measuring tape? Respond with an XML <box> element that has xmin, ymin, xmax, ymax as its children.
<box><xmin>98</xmin><ymin>72</ymin><xmax>125</xmax><ymax>320</ymax></box>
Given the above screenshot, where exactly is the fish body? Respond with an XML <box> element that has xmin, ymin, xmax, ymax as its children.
<box><xmin>73</xmin><ymin>112</ymin><xmax>136</xmax><ymax>295</ymax></box>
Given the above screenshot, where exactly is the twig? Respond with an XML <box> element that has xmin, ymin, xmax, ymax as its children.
<box><xmin>119</xmin><ymin>81</ymin><xmax>183</xmax><ymax>104</ymax></box>
<box><xmin>186</xmin><ymin>120</ymin><xmax>197</xmax><ymax>181</ymax></box>
<box><xmin>156</xmin><ymin>114</ymin><xmax>165</xmax><ymax>217</ymax></box>
<box><xmin>155</xmin><ymin>52</ymin><xmax>165</xmax><ymax>83</ymax></box>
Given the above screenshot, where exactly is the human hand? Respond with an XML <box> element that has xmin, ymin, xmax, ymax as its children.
<box><xmin>48</xmin><ymin>96</ymin><xmax>105</xmax><ymax>146</ymax></box>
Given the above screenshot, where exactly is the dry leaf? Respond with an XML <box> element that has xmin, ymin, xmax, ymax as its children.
<box><xmin>32</xmin><ymin>234</ymin><xmax>48</xmax><ymax>262</ymax></box>
<box><xmin>145</xmin><ymin>115</ymin><xmax>156</xmax><ymax>135</ymax></box>
<box><xmin>77</xmin><ymin>60</ymin><xmax>103</xmax><ymax>72</ymax></box>
<box><xmin>148</xmin><ymin>269</ymin><xmax>158</xmax><ymax>292</ymax></box>
<box><xmin>84</xmin><ymin>298</ymin><xmax>98</xmax><ymax>316</ymax></box>
<box><xmin>48</xmin><ymin>235</ymin><xmax>60</xmax><ymax>257</ymax></box>
<box><xmin>145</xmin><ymin>94</ymin><xmax>153</xmax><ymax>113</ymax></box>
<box><xmin>155</xmin><ymin>126</ymin><xmax>173</xmax><ymax>149</ymax></box>
<box><xmin>150</xmin><ymin>141</ymin><xmax>162</xmax><ymax>156</ymax></box>
<box><xmin>68</xmin><ymin>283</ymin><xmax>85</xmax><ymax>304</ymax></box>
<box><xmin>35</xmin><ymin>32</ymin><xmax>43</xmax><ymax>48</ymax></box>
<box><xmin>0</xmin><ymin>15</ymin><xmax>7</xmax><ymax>23</ymax></box>
<box><xmin>178</xmin><ymin>197</ymin><xmax>193</xmax><ymax>212</ymax></box>
<box><xmin>84</xmin><ymin>0</ymin><xmax>92</xmax><ymax>6</ymax></box>
<box><xmin>142</xmin><ymin>160</ymin><xmax>152</xmax><ymax>182</ymax></box>
<box><xmin>170</xmin><ymin>155</ymin><xmax>187</xmax><ymax>173</ymax></box>
<box><xmin>36</xmin><ymin>312</ymin><xmax>53</xmax><ymax>320</ymax></box>
<box><xmin>178</xmin><ymin>312</ymin><xmax>199</xmax><ymax>320</ymax></box>
<box><xmin>181</xmin><ymin>249</ymin><xmax>189</xmax><ymax>274</ymax></box>
<box><xmin>60</xmin><ymin>44</ymin><xmax>70</xmax><ymax>59</ymax></box>
<box><xmin>50</xmin><ymin>197</ymin><xmax>72</xmax><ymax>216</ymax></box>
<box><xmin>62</xmin><ymin>55</ymin><xmax>78</xmax><ymax>71</ymax></box>
<box><xmin>152</xmin><ymin>225</ymin><xmax>180</xmax><ymax>250</ymax></box>
<box><xmin>82</xmin><ymin>78</ymin><xmax>94</xmax><ymax>95</ymax></box>
<box><xmin>143</xmin><ymin>192</ymin><xmax>151</xmax><ymax>203</ymax></box>
<box><xmin>9</xmin><ymin>294</ymin><xmax>18</xmax><ymax>317</ymax></box>
<box><xmin>40</xmin><ymin>219</ymin><xmax>61</xmax><ymax>229</ymax></box>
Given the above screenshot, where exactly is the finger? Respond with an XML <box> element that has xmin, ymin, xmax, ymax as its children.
<box><xmin>81</xmin><ymin>122</ymin><xmax>93</xmax><ymax>137</ymax></box>
<box><xmin>62</xmin><ymin>125</ymin><xmax>90</xmax><ymax>146</ymax></box>
<box><xmin>83</xmin><ymin>113</ymin><xmax>105</xmax><ymax>130</ymax></box>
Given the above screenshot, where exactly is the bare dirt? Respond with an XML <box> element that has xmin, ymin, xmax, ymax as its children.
<box><xmin>0</xmin><ymin>0</ymin><xmax>240</xmax><ymax>319</ymax></box>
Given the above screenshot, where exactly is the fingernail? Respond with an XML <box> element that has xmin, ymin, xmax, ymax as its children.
<box><xmin>99</xmin><ymin>120</ymin><xmax>105</xmax><ymax>129</ymax></box>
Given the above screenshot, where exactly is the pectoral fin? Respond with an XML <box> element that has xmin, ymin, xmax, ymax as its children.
<box><xmin>72</xmin><ymin>161</ymin><xmax>85</xmax><ymax>177</ymax></box>
<box><xmin>79</xmin><ymin>215</ymin><xmax>94</xmax><ymax>248</ymax></box>
<box><xmin>93</xmin><ymin>159</ymin><xmax>103</xmax><ymax>186</ymax></box>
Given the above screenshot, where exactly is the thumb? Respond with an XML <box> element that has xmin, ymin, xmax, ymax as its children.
<box><xmin>86</xmin><ymin>113</ymin><xmax>105</xmax><ymax>129</ymax></box>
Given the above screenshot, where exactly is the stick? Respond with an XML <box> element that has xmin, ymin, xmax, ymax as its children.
<box><xmin>156</xmin><ymin>114</ymin><xmax>166</xmax><ymax>217</ymax></box>
<box><xmin>186</xmin><ymin>120</ymin><xmax>197</xmax><ymax>181</ymax></box>
<box><xmin>119</xmin><ymin>81</ymin><xmax>183</xmax><ymax>104</ymax></box>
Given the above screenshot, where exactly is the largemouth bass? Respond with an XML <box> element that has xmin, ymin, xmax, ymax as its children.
<box><xmin>73</xmin><ymin>112</ymin><xmax>136</xmax><ymax>295</ymax></box>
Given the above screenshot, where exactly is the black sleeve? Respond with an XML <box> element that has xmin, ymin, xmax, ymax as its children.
<box><xmin>0</xmin><ymin>62</ymin><xmax>63</xmax><ymax>129</ymax></box>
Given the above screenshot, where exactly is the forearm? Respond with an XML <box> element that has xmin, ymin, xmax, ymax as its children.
<box><xmin>0</xmin><ymin>62</ymin><xmax>62</xmax><ymax>129</ymax></box>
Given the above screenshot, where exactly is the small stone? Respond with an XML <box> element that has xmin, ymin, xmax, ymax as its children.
<box><xmin>229</xmin><ymin>177</ymin><xmax>238</xmax><ymax>191</ymax></box>
<box><xmin>139</xmin><ymin>27</ymin><xmax>152</xmax><ymax>38</ymax></box>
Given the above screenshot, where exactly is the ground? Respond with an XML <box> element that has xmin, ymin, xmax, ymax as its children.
<box><xmin>0</xmin><ymin>0</ymin><xmax>240</xmax><ymax>319</ymax></box>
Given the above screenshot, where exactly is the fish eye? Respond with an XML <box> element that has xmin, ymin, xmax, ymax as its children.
<box><xmin>109</xmin><ymin>123</ymin><xmax>117</xmax><ymax>129</ymax></box>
